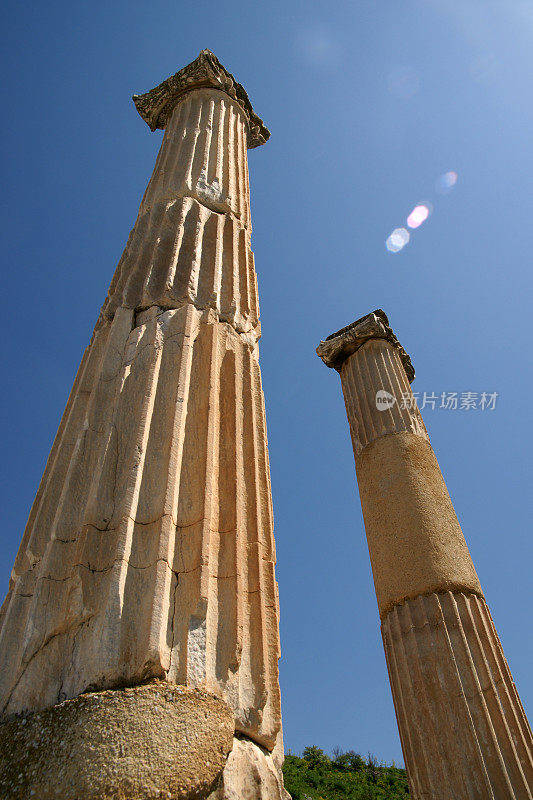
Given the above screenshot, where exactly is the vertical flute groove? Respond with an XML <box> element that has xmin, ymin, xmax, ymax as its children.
<box><xmin>319</xmin><ymin>311</ymin><xmax>532</xmax><ymax>800</ymax></box>
<box><xmin>340</xmin><ymin>339</ymin><xmax>428</xmax><ymax>453</ymax></box>
<box><xmin>381</xmin><ymin>592</ymin><xmax>533</xmax><ymax>799</ymax></box>
<box><xmin>0</xmin><ymin>83</ymin><xmax>281</xmax><ymax>755</ymax></box>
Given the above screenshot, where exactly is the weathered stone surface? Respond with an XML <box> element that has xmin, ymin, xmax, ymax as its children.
<box><xmin>208</xmin><ymin>736</ymin><xmax>291</xmax><ymax>800</ymax></box>
<box><xmin>0</xmin><ymin>307</ymin><xmax>281</xmax><ymax>749</ymax></box>
<box><xmin>356</xmin><ymin>431</ymin><xmax>482</xmax><ymax>615</ymax></box>
<box><xmin>329</xmin><ymin>335</ymin><xmax>480</xmax><ymax>614</ymax></box>
<box><xmin>383</xmin><ymin>592</ymin><xmax>533</xmax><ymax>799</ymax></box>
<box><xmin>318</xmin><ymin>310</ymin><xmax>533</xmax><ymax>800</ymax></box>
<box><xmin>133</xmin><ymin>49</ymin><xmax>269</xmax><ymax>148</ymax></box>
<box><xmin>340</xmin><ymin>338</ymin><xmax>427</xmax><ymax>455</ymax></box>
<box><xmin>0</xmin><ymin>681</ymin><xmax>234</xmax><ymax>800</ymax></box>
<box><xmin>0</xmin><ymin>51</ymin><xmax>285</xmax><ymax>797</ymax></box>
<box><xmin>316</xmin><ymin>308</ymin><xmax>414</xmax><ymax>380</ymax></box>
<box><xmin>100</xmin><ymin>88</ymin><xmax>258</xmax><ymax>330</ymax></box>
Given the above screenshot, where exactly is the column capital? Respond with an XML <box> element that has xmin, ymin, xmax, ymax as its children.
<box><xmin>316</xmin><ymin>309</ymin><xmax>415</xmax><ymax>381</ymax></box>
<box><xmin>133</xmin><ymin>49</ymin><xmax>270</xmax><ymax>148</ymax></box>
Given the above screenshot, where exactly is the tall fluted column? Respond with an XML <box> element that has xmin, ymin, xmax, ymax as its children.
<box><xmin>0</xmin><ymin>50</ymin><xmax>288</xmax><ymax>800</ymax></box>
<box><xmin>317</xmin><ymin>310</ymin><xmax>533</xmax><ymax>800</ymax></box>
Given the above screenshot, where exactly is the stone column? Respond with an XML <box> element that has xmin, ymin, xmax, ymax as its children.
<box><xmin>0</xmin><ymin>50</ymin><xmax>288</xmax><ymax>800</ymax></box>
<box><xmin>317</xmin><ymin>310</ymin><xmax>533</xmax><ymax>800</ymax></box>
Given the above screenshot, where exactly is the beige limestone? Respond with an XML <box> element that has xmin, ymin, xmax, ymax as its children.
<box><xmin>0</xmin><ymin>307</ymin><xmax>280</xmax><ymax>747</ymax></box>
<box><xmin>208</xmin><ymin>737</ymin><xmax>290</xmax><ymax>800</ymax></box>
<box><xmin>383</xmin><ymin>592</ymin><xmax>533</xmax><ymax>799</ymax></box>
<box><xmin>0</xmin><ymin>50</ymin><xmax>286</xmax><ymax>798</ymax></box>
<box><xmin>99</xmin><ymin>89</ymin><xmax>260</xmax><ymax>332</ymax></box>
<box><xmin>340</xmin><ymin>337</ymin><xmax>426</xmax><ymax>455</ymax></box>
<box><xmin>317</xmin><ymin>309</ymin><xmax>533</xmax><ymax>800</ymax></box>
<box><xmin>320</xmin><ymin>320</ymin><xmax>482</xmax><ymax>616</ymax></box>
<box><xmin>356</xmin><ymin>432</ymin><xmax>482</xmax><ymax>615</ymax></box>
<box><xmin>0</xmin><ymin>681</ymin><xmax>234</xmax><ymax>800</ymax></box>
<box><xmin>331</xmin><ymin>331</ymin><xmax>481</xmax><ymax>615</ymax></box>
<box><xmin>132</xmin><ymin>49</ymin><xmax>269</xmax><ymax>148</ymax></box>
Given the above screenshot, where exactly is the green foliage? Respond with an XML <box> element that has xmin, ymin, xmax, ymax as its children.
<box><xmin>283</xmin><ymin>748</ymin><xmax>410</xmax><ymax>800</ymax></box>
<box><xmin>302</xmin><ymin>746</ymin><xmax>331</xmax><ymax>768</ymax></box>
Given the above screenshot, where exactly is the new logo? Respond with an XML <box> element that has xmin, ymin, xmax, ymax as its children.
<box><xmin>375</xmin><ymin>390</ymin><xmax>396</xmax><ymax>411</ymax></box>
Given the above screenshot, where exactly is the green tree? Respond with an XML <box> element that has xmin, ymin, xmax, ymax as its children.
<box><xmin>302</xmin><ymin>746</ymin><xmax>331</xmax><ymax>769</ymax></box>
<box><xmin>332</xmin><ymin>749</ymin><xmax>365</xmax><ymax>772</ymax></box>
<box><xmin>283</xmin><ymin>747</ymin><xmax>410</xmax><ymax>799</ymax></box>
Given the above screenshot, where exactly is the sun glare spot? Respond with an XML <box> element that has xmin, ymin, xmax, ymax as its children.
<box><xmin>295</xmin><ymin>27</ymin><xmax>341</xmax><ymax>67</ymax></box>
<box><xmin>407</xmin><ymin>204</ymin><xmax>430</xmax><ymax>229</ymax></box>
<box><xmin>386</xmin><ymin>228</ymin><xmax>410</xmax><ymax>253</ymax></box>
<box><xmin>435</xmin><ymin>171</ymin><xmax>458</xmax><ymax>194</ymax></box>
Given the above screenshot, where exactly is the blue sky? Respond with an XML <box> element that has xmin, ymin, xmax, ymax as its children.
<box><xmin>1</xmin><ymin>0</ymin><xmax>532</xmax><ymax>765</ymax></box>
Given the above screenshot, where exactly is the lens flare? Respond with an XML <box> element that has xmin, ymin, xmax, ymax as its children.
<box><xmin>407</xmin><ymin>204</ymin><xmax>430</xmax><ymax>229</ymax></box>
<box><xmin>435</xmin><ymin>171</ymin><xmax>458</xmax><ymax>194</ymax></box>
<box><xmin>386</xmin><ymin>228</ymin><xmax>410</xmax><ymax>253</ymax></box>
<box><xmin>295</xmin><ymin>27</ymin><xmax>341</xmax><ymax>67</ymax></box>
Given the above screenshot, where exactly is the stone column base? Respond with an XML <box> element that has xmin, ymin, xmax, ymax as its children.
<box><xmin>0</xmin><ymin>681</ymin><xmax>235</xmax><ymax>799</ymax></box>
<box><xmin>209</xmin><ymin>736</ymin><xmax>290</xmax><ymax>800</ymax></box>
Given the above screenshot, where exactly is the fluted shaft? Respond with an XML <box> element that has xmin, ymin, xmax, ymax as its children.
<box><xmin>0</xmin><ymin>60</ymin><xmax>282</xmax><ymax>766</ymax></box>
<box><xmin>341</xmin><ymin>337</ymin><xmax>428</xmax><ymax>454</ymax></box>
<box><xmin>317</xmin><ymin>310</ymin><xmax>533</xmax><ymax>800</ymax></box>
<box><xmin>99</xmin><ymin>88</ymin><xmax>259</xmax><ymax>336</ymax></box>
<box><xmin>383</xmin><ymin>592</ymin><xmax>533</xmax><ymax>799</ymax></box>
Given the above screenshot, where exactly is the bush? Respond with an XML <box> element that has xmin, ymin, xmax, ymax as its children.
<box><xmin>302</xmin><ymin>746</ymin><xmax>331</xmax><ymax>768</ymax></box>
<box><xmin>283</xmin><ymin>748</ymin><xmax>410</xmax><ymax>799</ymax></box>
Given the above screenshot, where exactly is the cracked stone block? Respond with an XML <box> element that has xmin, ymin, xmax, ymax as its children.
<box><xmin>0</xmin><ymin>50</ymin><xmax>286</xmax><ymax>798</ymax></box>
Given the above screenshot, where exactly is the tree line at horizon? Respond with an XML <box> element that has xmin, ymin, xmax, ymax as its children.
<box><xmin>282</xmin><ymin>745</ymin><xmax>410</xmax><ymax>800</ymax></box>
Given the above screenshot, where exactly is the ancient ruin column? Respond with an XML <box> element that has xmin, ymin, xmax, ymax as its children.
<box><xmin>0</xmin><ymin>50</ymin><xmax>288</xmax><ymax>800</ymax></box>
<box><xmin>317</xmin><ymin>310</ymin><xmax>533</xmax><ymax>800</ymax></box>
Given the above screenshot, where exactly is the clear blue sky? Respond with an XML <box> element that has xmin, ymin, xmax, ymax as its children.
<box><xmin>1</xmin><ymin>0</ymin><xmax>532</xmax><ymax>766</ymax></box>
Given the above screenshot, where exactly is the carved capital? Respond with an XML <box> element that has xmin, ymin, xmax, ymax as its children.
<box><xmin>316</xmin><ymin>309</ymin><xmax>415</xmax><ymax>381</ymax></box>
<box><xmin>133</xmin><ymin>49</ymin><xmax>270</xmax><ymax>148</ymax></box>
